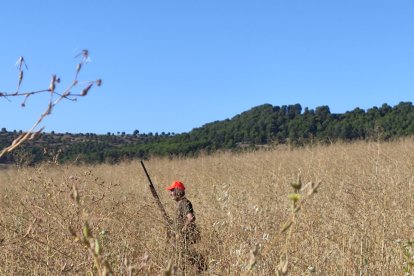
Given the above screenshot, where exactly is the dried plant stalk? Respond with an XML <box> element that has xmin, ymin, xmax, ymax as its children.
<box><xmin>0</xmin><ymin>50</ymin><xmax>102</xmax><ymax>158</ymax></box>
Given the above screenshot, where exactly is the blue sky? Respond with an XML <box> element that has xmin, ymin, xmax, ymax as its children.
<box><xmin>1</xmin><ymin>1</ymin><xmax>413</xmax><ymax>134</ymax></box>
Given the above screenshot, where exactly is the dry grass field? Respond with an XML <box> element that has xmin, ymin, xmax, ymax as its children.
<box><xmin>1</xmin><ymin>138</ymin><xmax>414</xmax><ymax>275</ymax></box>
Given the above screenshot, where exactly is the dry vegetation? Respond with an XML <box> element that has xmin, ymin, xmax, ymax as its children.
<box><xmin>0</xmin><ymin>51</ymin><xmax>101</xmax><ymax>158</ymax></box>
<box><xmin>1</xmin><ymin>138</ymin><xmax>414</xmax><ymax>275</ymax></box>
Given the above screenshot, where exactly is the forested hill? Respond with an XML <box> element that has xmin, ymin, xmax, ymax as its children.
<box><xmin>2</xmin><ymin>101</ymin><xmax>414</xmax><ymax>165</ymax></box>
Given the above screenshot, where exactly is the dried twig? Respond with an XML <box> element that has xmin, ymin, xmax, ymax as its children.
<box><xmin>0</xmin><ymin>50</ymin><xmax>102</xmax><ymax>158</ymax></box>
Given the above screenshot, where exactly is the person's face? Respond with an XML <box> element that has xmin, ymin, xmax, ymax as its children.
<box><xmin>170</xmin><ymin>188</ymin><xmax>180</xmax><ymax>201</ymax></box>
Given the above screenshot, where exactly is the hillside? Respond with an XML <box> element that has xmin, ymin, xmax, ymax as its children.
<box><xmin>2</xmin><ymin>101</ymin><xmax>414</xmax><ymax>164</ymax></box>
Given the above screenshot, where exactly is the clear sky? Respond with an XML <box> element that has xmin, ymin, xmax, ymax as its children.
<box><xmin>1</xmin><ymin>1</ymin><xmax>413</xmax><ymax>134</ymax></box>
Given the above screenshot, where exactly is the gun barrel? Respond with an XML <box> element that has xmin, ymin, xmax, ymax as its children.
<box><xmin>140</xmin><ymin>161</ymin><xmax>171</xmax><ymax>226</ymax></box>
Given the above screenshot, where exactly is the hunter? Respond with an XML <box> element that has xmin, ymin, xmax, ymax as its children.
<box><xmin>166</xmin><ymin>181</ymin><xmax>207</xmax><ymax>272</ymax></box>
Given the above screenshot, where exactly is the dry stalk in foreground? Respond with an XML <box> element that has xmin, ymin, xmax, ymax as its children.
<box><xmin>0</xmin><ymin>50</ymin><xmax>102</xmax><ymax>158</ymax></box>
<box><xmin>68</xmin><ymin>179</ymin><xmax>113</xmax><ymax>276</ymax></box>
<box><xmin>258</xmin><ymin>174</ymin><xmax>321</xmax><ymax>275</ymax></box>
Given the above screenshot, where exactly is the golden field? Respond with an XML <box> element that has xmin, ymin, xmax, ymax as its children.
<box><xmin>1</xmin><ymin>139</ymin><xmax>414</xmax><ymax>275</ymax></box>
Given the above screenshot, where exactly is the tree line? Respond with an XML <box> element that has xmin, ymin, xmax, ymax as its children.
<box><xmin>1</xmin><ymin>101</ymin><xmax>414</xmax><ymax>165</ymax></box>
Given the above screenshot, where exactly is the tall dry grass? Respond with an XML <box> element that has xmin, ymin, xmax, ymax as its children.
<box><xmin>1</xmin><ymin>138</ymin><xmax>414</xmax><ymax>275</ymax></box>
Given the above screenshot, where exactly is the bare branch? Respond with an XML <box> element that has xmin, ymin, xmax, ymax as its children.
<box><xmin>0</xmin><ymin>50</ymin><xmax>101</xmax><ymax>158</ymax></box>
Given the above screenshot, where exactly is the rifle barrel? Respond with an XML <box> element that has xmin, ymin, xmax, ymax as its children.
<box><xmin>140</xmin><ymin>161</ymin><xmax>171</xmax><ymax>225</ymax></box>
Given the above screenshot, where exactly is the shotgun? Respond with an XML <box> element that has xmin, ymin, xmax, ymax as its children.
<box><xmin>140</xmin><ymin>160</ymin><xmax>172</xmax><ymax>228</ymax></box>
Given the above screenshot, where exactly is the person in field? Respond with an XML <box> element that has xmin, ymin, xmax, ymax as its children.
<box><xmin>166</xmin><ymin>181</ymin><xmax>207</xmax><ymax>273</ymax></box>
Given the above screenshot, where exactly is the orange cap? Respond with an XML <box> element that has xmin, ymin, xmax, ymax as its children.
<box><xmin>166</xmin><ymin>181</ymin><xmax>186</xmax><ymax>191</ymax></box>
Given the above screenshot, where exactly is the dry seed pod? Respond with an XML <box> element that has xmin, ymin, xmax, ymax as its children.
<box><xmin>76</xmin><ymin>63</ymin><xmax>82</xmax><ymax>73</ymax></box>
<box><xmin>72</xmin><ymin>185</ymin><xmax>79</xmax><ymax>204</ymax></box>
<box><xmin>94</xmin><ymin>238</ymin><xmax>101</xmax><ymax>255</ymax></box>
<box><xmin>290</xmin><ymin>182</ymin><xmax>301</xmax><ymax>190</ymax></box>
<box><xmin>82</xmin><ymin>222</ymin><xmax>91</xmax><ymax>239</ymax></box>
<box><xmin>290</xmin><ymin>174</ymin><xmax>303</xmax><ymax>191</ymax></box>
<box><xmin>49</xmin><ymin>75</ymin><xmax>57</xmax><ymax>92</ymax></box>
<box><xmin>15</xmin><ymin>56</ymin><xmax>27</xmax><ymax>70</ymax></box>
<box><xmin>18</xmin><ymin>71</ymin><xmax>23</xmax><ymax>88</ymax></box>
<box><xmin>81</xmin><ymin>83</ymin><xmax>93</xmax><ymax>96</ymax></box>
